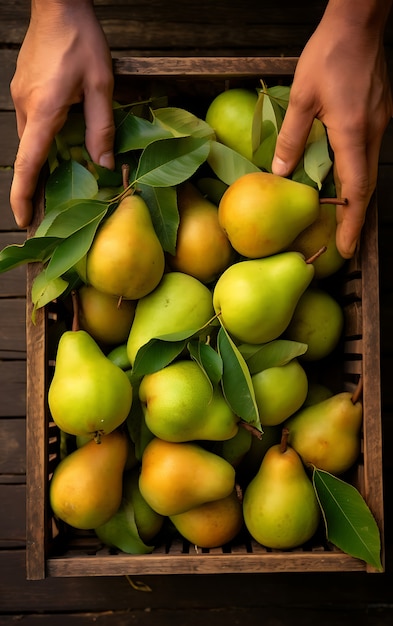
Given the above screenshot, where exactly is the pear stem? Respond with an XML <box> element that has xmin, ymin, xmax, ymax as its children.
<box><xmin>351</xmin><ymin>376</ymin><xmax>363</xmax><ymax>405</ymax></box>
<box><xmin>320</xmin><ymin>197</ymin><xmax>348</xmax><ymax>206</ymax></box>
<box><xmin>240</xmin><ymin>421</ymin><xmax>263</xmax><ymax>440</ymax></box>
<box><xmin>122</xmin><ymin>163</ymin><xmax>130</xmax><ymax>190</ymax></box>
<box><xmin>71</xmin><ymin>289</ymin><xmax>81</xmax><ymax>332</ymax></box>
<box><xmin>280</xmin><ymin>427</ymin><xmax>290</xmax><ymax>453</ymax></box>
<box><xmin>235</xmin><ymin>483</ymin><xmax>243</xmax><ymax>502</ymax></box>
<box><xmin>305</xmin><ymin>246</ymin><xmax>327</xmax><ymax>264</ymax></box>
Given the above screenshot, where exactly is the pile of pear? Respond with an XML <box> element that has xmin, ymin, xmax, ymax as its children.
<box><xmin>47</xmin><ymin>169</ymin><xmax>363</xmax><ymax>554</ymax></box>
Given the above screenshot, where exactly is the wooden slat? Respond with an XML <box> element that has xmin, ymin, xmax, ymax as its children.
<box><xmin>0</xmin><ymin>361</ymin><xmax>26</xmax><ymax>417</ymax></box>
<box><xmin>0</xmin><ymin>484</ymin><xmax>25</xmax><ymax>547</ymax></box>
<box><xmin>0</xmin><ymin>112</ymin><xmax>18</xmax><ymax>166</ymax></box>
<box><xmin>0</xmin><ymin>418</ymin><xmax>25</xmax><ymax>474</ymax></box>
<box><xmin>0</xmin><ymin>298</ymin><xmax>26</xmax><ymax>356</ymax></box>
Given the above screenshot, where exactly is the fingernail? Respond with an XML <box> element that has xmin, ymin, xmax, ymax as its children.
<box><xmin>99</xmin><ymin>152</ymin><xmax>115</xmax><ymax>170</ymax></box>
<box><xmin>272</xmin><ymin>156</ymin><xmax>288</xmax><ymax>177</ymax></box>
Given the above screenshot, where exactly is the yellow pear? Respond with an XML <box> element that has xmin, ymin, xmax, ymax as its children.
<box><xmin>49</xmin><ymin>429</ymin><xmax>129</xmax><ymax>529</ymax></box>
<box><xmin>77</xmin><ymin>284</ymin><xmax>136</xmax><ymax>346</ymax></box>
<box><xmin>86</xmin><ymin>193</ymin><xmax>165</xmax><ymax>300</ymax></box>
<box><xmin>284</xmin><ymin>390</ymin><xmax>363</xmax><ymax>475</ymax></box>
<box><xmin>170</xmin><ymin>490</ymin><xmax>243</xmax><ymax>548</ymax></box>
<box><xmin>139</xmin><ymin>438</ymin><xmax>236</xmax><ymax>516</ymax></box>
<box><xmin>218</xmin><ymin>172</ymin><xmax>319</xmax><ymax>258</ymax></box>
<box><xmin>289</xmin><ymin>202</ymin><xmax>346</xmax><ymax>278</ymax></box>
<box><xmin>168</xmin><ymin>181</ymin><xmax>236</xmax><ymax>283</ymax></box>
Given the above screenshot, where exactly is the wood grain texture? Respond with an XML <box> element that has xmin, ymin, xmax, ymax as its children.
<box><xmin>0</xmin><ymin>0</ymin><xmax>393</xmax><ymax>620</ymax></box>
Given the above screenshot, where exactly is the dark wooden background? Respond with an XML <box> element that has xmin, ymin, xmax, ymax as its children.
<box><xmin>1</xmin><ymin>1</ymin><xmax>393</xmax><ymax>623</ymax></box>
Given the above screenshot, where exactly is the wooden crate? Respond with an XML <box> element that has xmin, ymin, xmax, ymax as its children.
<box><xmin>25</xmin><ymin>57</ymin><xmax>384</xmax><ymax>579</ymax></box>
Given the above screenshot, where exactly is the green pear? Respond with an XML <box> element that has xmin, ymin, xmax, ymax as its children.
<box><xmin>212</xmin><ymin>425</ymin><xmax>253</xmax><ymax>467</ymax></box>
<box><xmin>127</xmin><ymin>271</ymin><xmax>215</xmax><ymax>365</ymax></box>
<box><xmin>243</xmin><ymin>429</ymin><xmax>320</xmax><ymax>549</ymax></box>
<box><xmin>94</xmin><ymin>468</ymin><xmax>164</xmax><ymax>553</ymax></box>
<box><xmin>252</xmin><ymin>358</ymin><xmax>308</xmax><ymax>426</ymax></box>
<box><xmin>284</xmin><ymin>391</ymin><xmax>363</xmax><ymax>475</ymax></box>
<box><xmin>139</xmin><ymin>360</ymin><xmax>239</xmax><ymax>443</ymax></box>
<box><xmin>303</xmin><ymin>382</ymin><xmax>333</xmax><ymax>406</ymax></box>
<box><xmin>48</xmin><ymin>327</ymin><xmax>133</xmax><ymax>439</ymax></box>
<box><xmin>289</xmin><ymin>202</ymin><xmax>346</xmax><ymax>278</ymax></box>
<box><xmin>106</xmin><ymin>343</ymin><xmax>132</xmax><ymax>370</ymax></box>
<box><xmin>213</xmin><ymin>251</ymin><xmax>315</xmax><ymax>344</ymax></box>
<box><xmin>237</xmin><ymin>425</ymin><xmax>281</xmax><ymax>486</ymax></box>
<box><xmin>285</xmin><ymin>287</ymin><xmax>344</xmax><ymax>361</ymax></box>
<box><xmin>168</xmin><ymin>181</ymin><xmax>236</xmax><ymax>284</ymax></box>
<box><xmin>139</xmin><ymin>438</ymin><xmax>236</xmax><ymax>516</ymax></box>
<box><xmin>86</xmin><ymin>193</ymin><xmax>165</xmax><ymax>300</ymax></box>
<box><xmin>218</xmin><ymin>172</ymin><xmax>319</xmax><ymax>258</ymax></box>
<box><xmin>77</xmin><ymin>284</ymin><xmax>136</xmax><ymax>346</ymax></box>
<box><xmin>205</xmin><ymin>88</ymin><xmax>259</xmax><ymax>161</ymax></box>
<box><xmin>49</xmin><ymin>429</ymin><xmax>129</xmax><ymax>529</ymax></box>
<box><xmin>169</xmin><ymin>489</ymin><xmax>243</xmax><ymax>548</ymax></box>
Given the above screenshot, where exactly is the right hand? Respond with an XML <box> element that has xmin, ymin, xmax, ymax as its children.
<box><xmin>10</xmin><ymin>0</ymin><xmax>115</xmax><ymax>228</ymax></box>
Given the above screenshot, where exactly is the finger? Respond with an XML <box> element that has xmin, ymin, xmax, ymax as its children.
<box><xmin>10</xmin><ymin>114</ymin><xmax>67</xmax><ymax>228</ymax></box>
<box><xmin>329</xmin><ymin>130</ymin><xmax>372</xmax><ymax>259</ymax></box>
<box><xmin>272</xmin><ymin>96</ymin><xmax>315</xmax><ymax>177</ymax></box>
<box><xmin>83</xmin><ymin>82</ymin><xmax>115</xmax><ymax>170</ymax></box>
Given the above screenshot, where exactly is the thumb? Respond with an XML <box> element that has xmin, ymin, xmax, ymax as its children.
<box><xmin>83</xmin><ymin>90</ymin><xmax>115</xmax><ymax>170</ymax></box>
<box><xmin>272</xmin><ymin>104</ymin><xmax>315</xmax><ymax>177</ymax></box>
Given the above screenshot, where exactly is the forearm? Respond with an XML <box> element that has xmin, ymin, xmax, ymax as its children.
<box><xmin>323</xmin><ymin>0</ymin><xmax>392</xmax><ymax>33</ymax></box>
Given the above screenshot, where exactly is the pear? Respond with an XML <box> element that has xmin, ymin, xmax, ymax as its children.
<box><xmin>86</xmin><ymin>193</ymin><xmax>165</xmax><ymax>300</ymax></box>
<box><xmin>212</xmin><ymin>425</ymin><xmax>253</xmax><ymax>467</ymax></box>
<box><xmin>139</xmin><ymin>359</ymin><xmax>239</xmax><ymax>443</ymax></box>
<box><xmin>218</xmin><ymin>172</ymin><xmax>319</xmax><ymax>258</ymax></box>
<box><xmin>94</xmin><ymin>468</ymin><xmax>164</xmax><ymax>553</ymax></box>
<box><xmin>127</xmin><ymin>271</ymin><xmax>215</xmax><ymax>365</ymax></box>
<box><xmin>213</xmin><ymin>251</ymin><xmax>315</xmax><ymax>344</ymax></box>
<box><xmin>170</xmin><ymin>489</ymin><xmax>243</xmax><ymax>548</ymax></box>
<box><xmin>49</xmin><ymin>429</ymin><xmax>129</xmax><ymax>529</ymax></box>
<box><xmin>77</xmin><ymin>284</ymin><xmax>136</xmax><ymax>346</ymax></box>
<box><xmin>168</xmin><ymin>181</ymin><xmax>236</xmax><ymax>284</ymax></box>
<box><xmin>106</xmin><ymin>343</ymin><xmax>132</xmax><ymax>370</ymax></box>
<box><xmin>285</xmin><ymin>287</ymin><xmax>344</xmax><ymax>361</ymax></box>
<box><xmin>252</xmin><ymin>358</ymin><xmax>308</xmax><ymax>426</ymax></box>
<box><xmin>284</xmin><ymin>390</ymin><xmax>363</xmax><ymax>475</ymax></box>
<box><xmin>289</xmin><ymin>202</ymin><xmax>346</xmax><ymax>278</ymax></box>
<box><xmin>237</xmin><ymin>425</ymin><xmax>281</xmax><ymax>486</ymax></box>
<box><xmin>139</xmin><ymin>438</ymin><xmax>236</xmax><ymax>516</ymax></box>
<box><xmin>243</xmin><ymin>429</ymin><xmax>320</xmax><ymax>549</ymax></box>
<box><xmin>48</xmin><ymin>299</ymin><xmax>133</xmax><ymax>439</ymax></box>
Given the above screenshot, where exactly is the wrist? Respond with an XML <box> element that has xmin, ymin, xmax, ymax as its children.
<box><xmin>324</xmin><ymin>0</ymin><xmax>392</xmax><ymax>31</ymax></box>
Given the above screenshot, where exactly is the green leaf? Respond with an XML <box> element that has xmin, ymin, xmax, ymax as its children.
<box><xmin>45</xmin><ymin>160</ymin><xmax>98</xmax><ymax>211</ymax></box>
<box><xmin>240</xmin><ymin>339</ymin><xmax>309</xmax><ymax>374</ymax></box>
<box><xmin>207</xmin><ymin>140</ymin><xmax>260</xmax><ymax>185</ymax></box>
<box><xmin>303</xmin><ymin>119</ymin><xmax>333</xmax><ymax>189</ymax></box>
<box><xmin>44</xmin><ymin>211</ymin><xmax>106</xmax><ymax>282</ymax></box>
<box><xmin>153</xmin><ymin>107</ymin><xmax>215</xmax><ymax>139</ymax></box>
<box><xmin>115</xmin><ymin>111</ymin><xmax>173</xmax><ymax>153</ymax></box>
<box><xmin>0</xmin><ymin>236</ymin><xmax>61</xmax><ymax>273</ymax></box>
<box><xmin>35</xmin><ymin>199</ymin><xmax>109</xmax><ymax>238</ymax></box>
<box><xmin>188</xmin><ymin>339</ymin><xmax>223</xmax><ymax>386</ymax></box>
<box><xmin>131</xmin><ymin>338</ymin><xmax>187</xmax><ymax>380</ymax></box>
<box><xmin>31</xmin><ymin>270</ymin><xmax>68</xmax><ymax>320</ymax></box>
<box><xmin>313</xmin><ymin>468</ymin><xmax>383</xmax><ymax>571</ymax></box>
<box><xmin>266</xmin><ymin>85</ymin><xmax>291</xmax><ymax>111</ymax></box>
<box><xmin>134</xmin><ymin>136</ymin><xmax>211</xmax><ymax>187</ymax></box>
<box><xmin>138</xmin><ymin>184</ymin><xmax>179</xmax><ymax>255</ymax></box>
<box><xmin>217</xmin><ymin>325</ymin><xmax>260</xmax><ymax>428</ymax></box>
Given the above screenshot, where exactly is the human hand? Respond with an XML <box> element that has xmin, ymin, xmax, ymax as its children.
<box><xmin>10</xmin><ymin>0</ymin><xmax>115</xmax><ymax>228</ymax></box>
<box><xmin>272</xmin><ymin>1</ymin><xmax>392</xmax><ymax>258</ymax></box>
